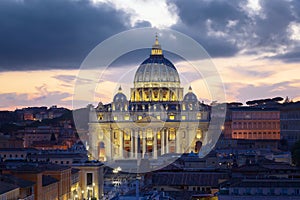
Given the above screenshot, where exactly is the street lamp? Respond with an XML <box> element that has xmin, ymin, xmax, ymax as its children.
<box><xmin>87</xmin><ymin>186</ymin><xmax>90</xmax><ymax>199</ymax></box>
<box><xmin>81</xmin><ymin>190</ymin><xmax>84</xmax><ymax>200</ymax></box>
<box><xmin>92</xmin><ymin>182</ymin><xmax>95</xmax><ymax>198</ymax></box>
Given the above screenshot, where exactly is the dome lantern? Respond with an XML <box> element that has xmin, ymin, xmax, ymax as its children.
<box><xmin>151</xmin><ymin>34</ymin><xmax>163</xmax><ymax>55</ymax></box>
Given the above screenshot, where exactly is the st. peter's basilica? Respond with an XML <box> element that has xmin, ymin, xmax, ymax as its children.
<box><xmin>88</xmin><ymin>36</ymin><xmax>210</xmax><ymax>161</ymax></box>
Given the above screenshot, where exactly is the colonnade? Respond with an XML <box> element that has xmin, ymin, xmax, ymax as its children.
<box><xmin>88</xmin><ymin>124</ymin><xmax>205</xmax><ymax>161</ymax></box>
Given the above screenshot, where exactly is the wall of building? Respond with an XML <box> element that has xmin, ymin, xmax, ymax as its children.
<box><xmin>0</xmin><ymin>188</ymin><xmax>19</xmax><ymax>200</ymax></box>
<box><xmin>42</xmin><ymin>182</ymin><xmax>59</xmax><ymax>200</ymax></box>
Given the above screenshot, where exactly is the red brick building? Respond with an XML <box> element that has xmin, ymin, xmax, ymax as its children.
<box><xmin>224</xmin><ymin>107</ymin><xmax>280</xmax><ymax>140</ymax></box>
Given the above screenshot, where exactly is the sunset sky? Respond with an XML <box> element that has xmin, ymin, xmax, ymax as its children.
<box><xmin>1</xmin><ymin>0</ymin><xmax>300</xmax><ymax>110</ymax></box>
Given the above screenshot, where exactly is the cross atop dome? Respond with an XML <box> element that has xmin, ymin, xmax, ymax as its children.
<box><xmin>151</xmin><ymin>33</ymin><xmax>163</xmax><ymax>55</ymax></box>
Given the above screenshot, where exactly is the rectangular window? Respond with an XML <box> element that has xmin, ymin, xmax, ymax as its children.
<box><xmin>169</xmin><ymin>115</ymin><xmax>175</xmax><ymax>120</ymax></box>
<box><xmin>168</xmin><ymin>129</ymin><xmax>176</xmax><ymax>140</ymax></box>
<box><xmin>197</xmin><ymin>113</ymin><xmax>202</xmax><ymax>119</ymax></box>
<box><xmin>146</xmin><ymin>130</ymin><xmax>153</xmax><ymax>140</ymax></box>
<box><xmin>124</xmin><ymin>133</ymin><xmax>131</xmax><ymax>141</ymax></box>
<box><xmin>86</xmin><ymin>173</ymin><xmax>93</xmax><ymax>186</ymax></box>
<box><xmin>157</xmin><ymin>132</ymin><xmax>161</xmax><ymax>140</ymax></box>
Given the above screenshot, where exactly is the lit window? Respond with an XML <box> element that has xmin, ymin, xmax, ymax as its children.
<box><xmin>124</xmin><ymin>115</ymin><xmax>130</xmax><ymax>120</ymax></box>
<box><xmin>156</xmin><ymin>115</ymin><xmax>161</xmax><ymax>120</ymax></box>
<box><xmin>197</xmin><ymin>113</ymin><xmax>202</xmax><ymax>119</ymax></box>
<box><xmin>181</xmin><ymin>116</ymin><xmax>186</xmax><ymax>120</ymax></box>
<box><xmin>147</xmin><ymin>130</ymin><xmax>153</xmax><ymax>140</ymax></box>
<box><xmin>138</xmin><ymin>116</ymin><xmax>142</xmax><ymax>120</ymax></box>
<box><xmin>124</xmin><ymin>133</ymin><xmax>131</xmax><ymax>141</ymax></box>
<box><xmin>157</xmin><ymin>132</ymin><xmax>161</xmax><ymax>140</ymax></box>
<box><xmin>196</xmin><ymin>130</ymin><xmax>202</xmax><ymax>139</ymax></box>
<box><xmin>169</xmin><ymin>115</ymin><xmax>175</xmax><ymax>120</ymax></box>
<box><xmin>113</xmin><ymin>116</ymin><xmax>118</xmax><ymax>121</ymax></box>
<box><xmin>168</xmin><ymin>129</ymin><xmax>176</xmax><ymax>140</ymax></box>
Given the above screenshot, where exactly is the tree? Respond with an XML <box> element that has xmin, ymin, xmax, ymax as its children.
<box><xmin>272</xmin><ymin>97</ymin><xmax>284</xmax><ymax>102</ymax></box>
<box><xmin>228</xmin><ymin>102</ymin><xmax>243</xmax><ymax>107</ymax></box>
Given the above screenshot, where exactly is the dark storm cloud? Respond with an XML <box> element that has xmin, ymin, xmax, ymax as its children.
<box><xmin>249</xmin><ymin>0</ymin><xmax>295</xmax><ymax>50</ymax></box>
<box><xmin>1</xmin><ymin>0</ymin><xmax>300</xmax><ymax>71</ymax></box>
<box><xmin>109</xmin><ymin>49</ymin><xmax>185</xmax><ymax>68</ymax></box>
<box><xmin>270</xmin><ymin>47</ymin><xmax>300</xmax><ymax>63</ymax></box>
<box><xmin>170</xmin><ymin>0</ymin><xmax>248</xmax><ymax>57</ymax></box>
<box><xmin>170</xmin><ymin>0</ymin><xmax>300</xmax><ymax>61</ymax></box>
<box><xmin>0</xmin><ymin>0</ymin><xmax>129</xmax><ymax>71</ymax></box>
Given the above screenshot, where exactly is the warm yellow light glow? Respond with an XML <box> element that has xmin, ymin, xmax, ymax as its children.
<box><xmin>124</xmin><ymin>133</ymin><xmax>131</xmax><ymax>141</ymax></box>
<box><xmin>157</xmin><ymin>132</ymin><xmax>161</xmax><ymax>140</ymax></box>
<box><xmin>168</xmin><ymin>129</ymin><xmax>176</xmax><ymax>140</ymax></box>
<box><xmin>169</xmin><ymin>133</ymin><xmax>175</xmax><ymax>140</ymax></box>
<box><xmin>98</xmin><ymin>114</ymin><xmax>103</xmax><ymax>120</ymax></box>
<box><xmin>169</xmin><ymin>115</ymin><xmax>175</xmax><ymax>120</ymax></box>
<box><xmin>197</xmin><ymin>112</ymin><xmax>202</xmax><ymax>120</ymax></box>
<box><xmin>151</xmin><ymin>49</ymin><xmax>162</xmax><ymax>55</ymax></box>
<box><xmin>181</xmin><ymin>115</ymin><xmax>186</xmax><ymax>120</ymax></box>
<box><xmin>146</xmin><ymin>130</ymin><xmax>153</xmax><ymax>140</ymax></box>
<box><xmin>196</xmin><ymin>129</ymin><xmax>202</xmax><ymax>139</ymax></box>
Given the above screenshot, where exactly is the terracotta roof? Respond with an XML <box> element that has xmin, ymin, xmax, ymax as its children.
<box><xmin>42</xmin><ymin>175</ymin><xmax>58</xmax><ymax>187</ymax></box>
<box><xmin>0</xmin><ymin>174</ymin><xmax>34</xmax><ymax>188</ymax></box>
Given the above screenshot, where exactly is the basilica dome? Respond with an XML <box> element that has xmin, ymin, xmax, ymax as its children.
<box><xmin>113</xmin><ymin>86</ymin><xmax>127</xmax><ymax>102</ymax></box>
<box><xmin>134</xmin><ymin>55</ymin><xmax>180</xmax><ymax>83</ymax></box>
<box><xmin>130</xmin><ymin>36</ymin><xmax>183</xmax><ymax>102</ymax></box>
<box><xmin>184</xmin><ymin>86</ymin><xmax>198</xmax><ymax>102</ymax></box>
<box><xmin>133</xmin><ymin>36</ymin><xmax>180</xmax><ymax>88</ymax></box>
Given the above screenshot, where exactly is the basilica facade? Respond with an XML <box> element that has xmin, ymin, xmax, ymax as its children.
<box><xmin>88</xmin><ymin>37</ymin><xmax>211</xmax><ymax>161</ymax></box>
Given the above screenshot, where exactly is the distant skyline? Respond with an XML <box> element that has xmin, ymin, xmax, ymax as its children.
<box><xmin>1</xmin><ymin>0</ymin><xmax>300</xmax><ymax>110</ymax></box>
